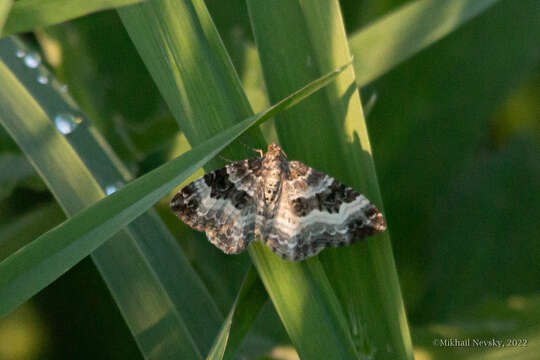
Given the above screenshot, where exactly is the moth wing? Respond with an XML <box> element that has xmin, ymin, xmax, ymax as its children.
<box><xmin>264</xmin><ymin>160</ymin><xmax>386</xmax><ymax>261</ymax></box>
<box><xmin>170</xmin><ymin>157</ymin><xmax>263</xmax><ymax>254</ymax></box>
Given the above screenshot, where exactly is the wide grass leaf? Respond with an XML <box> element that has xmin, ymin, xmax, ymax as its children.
<box><xmin>118</xmin><ymin>0</ymin><xmax>266</xmax><ymax>167</ymax></box>
<box><xmin>1</xmin><ymin>0</ymin><xmax>144</xmax><ymax>37</ymax></box>
<box><xmin>247</xmin><ymin>0</ymin><xmax>413</xmax><ymax>358</ymax></box>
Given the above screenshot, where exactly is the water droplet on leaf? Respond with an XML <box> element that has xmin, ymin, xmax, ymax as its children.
<box><xmin>23</xmin><ymin>52</ymin><xmax>41</xmax><ymax>68</ymax></box>
<box><xmin>54</xmin><ymin>113</ymin><xmax>82</xmax><ymax>135</ymax></box>
<box><xmin>37</xmin><ymin>69</ymin><xmax>49</xmax><ymax>84</ymax></box>
<box><xmin>105</xmin><ymin>182</ymin><xmax>123</xmax><ymax>195</ymax></box>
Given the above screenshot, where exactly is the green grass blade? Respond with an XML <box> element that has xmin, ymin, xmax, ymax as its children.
<box><xmin>0</xmin><ymin>43</ymin><xmax>345</xmax><ymax>321</ymax></box>
<box><xmin>207</xmin><ymin>266</ymin><xmax>266</xmax><ymax>360</ymax></box>
<box><xmin>119</xmin><ymin>1</ymin><xmax>360</xmax><ymax>358</ymax></box>
<box><xmin>247</xmin><ymin>0</ymin><xmax>413</xmax><ymax>358</ymax></box>
<box><xmin>118</xmin><ymin>0</ymin><xmax>266</xmax><ymax>167</ymax></box>
<box><xmin>1</xmin><ymin>0</ymin><xmax>144</xmax><ymax>38</ymax></box>
<box><xmin>350</xmin><ymin>0</ymin><xmax>500</xmax><ymax>87</ymax></box>
<box><xmin>0</xmin><ymin>0</ymin><xmax>12</xmax><ymax>32</ymax></box>
<box><xmin>248</xmin><ymin>246</ymin><xmax>360</xmax><ymax>359</ymax></box>
<box><xmin>0</xmin><ymin>38</ymin><xmax>219</xmax><ymax>359</ymax></box>
<box><xmin>0</xmin><ymin>80</ymin><xmax>234</xmax><ymax>321</ymax></box>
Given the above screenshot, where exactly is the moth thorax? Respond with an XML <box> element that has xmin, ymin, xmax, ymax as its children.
<box><xmin>262</xmin><ymin>152</ymin><xmax>287</xmax><ymax>173</ymax></box>
<box><xmin>264</xmin><ymin>174</ymin><xmax>281</xmax><ymax>202</ymax></box>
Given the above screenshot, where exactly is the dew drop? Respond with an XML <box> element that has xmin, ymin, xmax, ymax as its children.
<box><xmin>105</xmin><ymin>182</ymin><xmax>123</xmax><ymax>195</ymax></box>
<box><xmin>37</xmin><ymin>75</ymin><xmax>48</xmax><ymax>84</ymax></box>
<box><xmin>23</xmin><ymin>52</ymin><xmax>42</xmax><ymax>68</ymax></box>
<box><xmin>105</xmin><ymin>185</ymin><xmax>117</xmax><ymax>195</ymax></box>
<box><xmin>16</xmin><ymin>49</ymin><xmax>25</xmax><ymax>58</ymax></box>
<box><xmin>37</xmin><ymin>69</ymin><xmax>49</xmax><ymax>84</ymax></box>
<box><xmin>54</xmin><ymin>113</ymin><xmax>82</xmax><ymax>135</ymax></box>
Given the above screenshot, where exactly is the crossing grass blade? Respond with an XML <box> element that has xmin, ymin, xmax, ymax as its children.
<box><xmin>206</xmin><ymin>266</ymin><xmax>266</xmax><ymax>360</ymax></box>
<box><xmin>119</xmin><ymin>1</ymin><xmax>359</xmax><ymax>358</ymax></box>
<box><xmin>349</xmin><ymin>0</ymin><xmax>501</xmax><ymax>87</ymax></box>
<box><xmin>0</xmin><ymin>37</ymin><xmax>347</xmax><ymax>323</ymax></box>
<box><xmin>0</xmin><ymin>0</ymin><xmax>144</xmax><ymax>38</ymax></box>
<box><xmin>247</xmin><ymin>0</ymin><xmax>413</xmax><ymax>358</ymax></box>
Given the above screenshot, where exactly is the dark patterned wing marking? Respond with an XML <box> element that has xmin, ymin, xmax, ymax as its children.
<box><xmin>264</xmin><ymin>160</ymin><xmax>386</xmax><ymax>261</ymax></box>
<box><xmin>170</xmin><ymin>158</ymin><xmax>262</xmax><ymax>254</ymax></box>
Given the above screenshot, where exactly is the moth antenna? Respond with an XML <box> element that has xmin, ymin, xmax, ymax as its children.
<box><xmin>218</xmin><ymin>154</ymin><xmax>234</xmax><ymax>163</ymax></box>
<box><xmin>237</xmin><ymin>139</ymin><xmax>259</xmax><ymax>155</ymax></box>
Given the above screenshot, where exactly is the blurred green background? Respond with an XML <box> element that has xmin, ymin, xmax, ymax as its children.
<box><xmin>1</xmin><ymin>0</ymin><xmax>539</xmax><ymax>359</ymax></box>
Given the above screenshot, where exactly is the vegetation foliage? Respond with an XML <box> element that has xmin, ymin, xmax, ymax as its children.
<box><xmin>0</xmin><ymin>0</ymin><xmax>538</xmax><ymax>359</ymax></box>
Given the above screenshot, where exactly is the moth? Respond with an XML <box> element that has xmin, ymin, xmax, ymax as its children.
<box><xmin>170</xmin><ymin>143</ymin><xmax>386</xmax><ymax>261</ymax></box>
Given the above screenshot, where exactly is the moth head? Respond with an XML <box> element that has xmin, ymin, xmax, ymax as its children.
<box><xmin>266</xmin><ymin>143</ymin><xmax>287</xmax><ymax>159</ymax></box>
